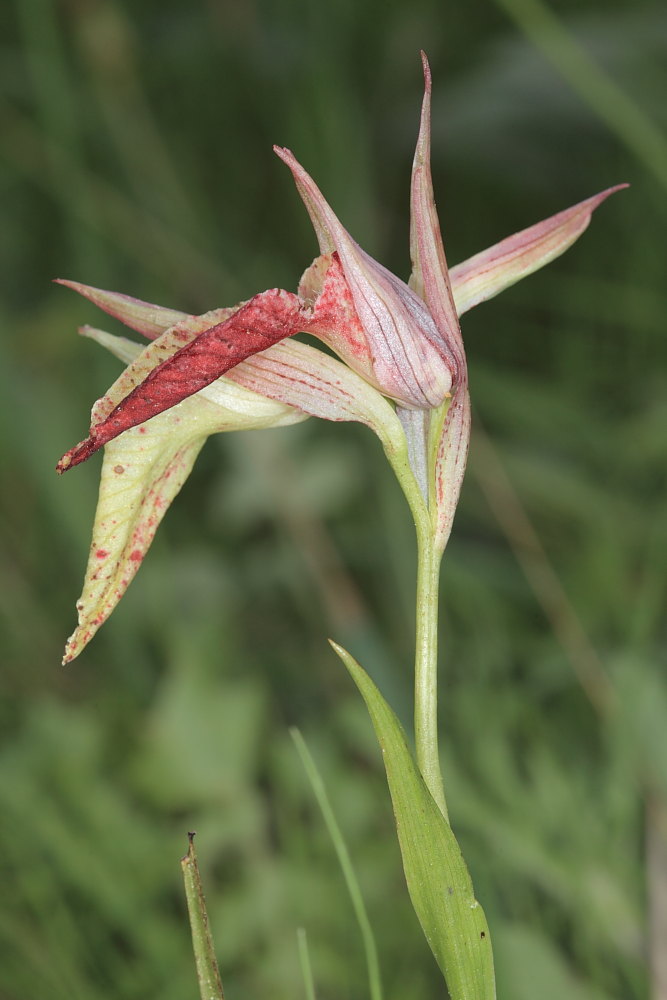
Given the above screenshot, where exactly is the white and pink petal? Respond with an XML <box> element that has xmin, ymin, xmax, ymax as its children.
<box><xmin>449</xmin><ymin>185</ymin><xmax>628</xmax><ymax>317</ymax></box>
<box><xmin>55</xmin><ymin>279</ymin><xmax>189</xmax><ymax>340</ymax></box>
<box><xmin>228</xmin><ymin>338</ymin><xmax>408</xmax><ymax>458</ymax></box>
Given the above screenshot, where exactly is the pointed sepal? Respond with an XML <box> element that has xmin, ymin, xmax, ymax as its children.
<box><xmin>449</xmin><ymin>185</ymin><xmax>628</xmax><ymax>316</ymax></box>
<box><xmin>55</xmin><ymin>279</ymin><xmax>189</xmax><ymax>339</ymax></box>
<box><xmin>409</xmin><ymin>52</ymin><xmax>464</xmax><ymax>376</ymax></box>
<box><xmin>275</xmin><ymin>147</ymin><xmax>454</xmax><ymax>409</ymax></box>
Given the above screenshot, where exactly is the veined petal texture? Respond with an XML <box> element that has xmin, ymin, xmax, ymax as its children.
<box><xmin>275</xmin><ymin>146</ymin><xmax>454</xmax><ymax>409</ymax></box>
<box><xmin>450</xmin><ymin>185</ymin><xmax>628</xmax><ymax>316</ymax></box>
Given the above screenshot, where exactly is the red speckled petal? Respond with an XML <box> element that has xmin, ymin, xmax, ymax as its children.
<box><xmin>87</xmin><ymin>304</ymin><xmax>246</xmax><ymax>426</ymax></box>
<box><xmin>449</xmin><ymin>185</ymin><xmax>628</xmax><ymax>317</ymax></box>
<box><xmin>57</xmin><ymin>289</ymin><xmax>307</xmax><ymax>472</ymax></box>
<box><xmin>55</xmin><ymin>279</ymin><xmax>189</xmax><ymax>339</ymax></box>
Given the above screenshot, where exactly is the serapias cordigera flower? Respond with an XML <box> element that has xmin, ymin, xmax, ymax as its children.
<box><xmin>56</xmin><ymin>53</ymin><xmax>626</xmax><ymax>662</ymax></box>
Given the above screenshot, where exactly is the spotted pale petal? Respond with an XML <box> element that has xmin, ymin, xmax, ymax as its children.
<box><xmin>274</xmin><ymin>146</ymin><xmax>454</xmax><ymax>410</ymax></box>
<box><xmin>449</xmin><ymin>185</ymin><xmax>628</xmax><ymax>317</ymax></box>
<box><xmin>55</xmin><ymin>279</ymin><xmax>189</xmax><ymax>339</ymax></box>
<box><xmin>63</xmin><ymin>376</ymin><xmax>302</xmax><ymax>663</ymax></box>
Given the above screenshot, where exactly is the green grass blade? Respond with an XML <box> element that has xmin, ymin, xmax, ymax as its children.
<box><xmin>331</xmin><ymin>641</ymin><xmax>496</xmax><ymax>1000</ymax></box>
<box><xmin>290</xmin><ymin>728</ymin><xmax>383</xmax><ymax>1000</ymax></box>
<box><xmin>296</xmin><ymin>927</ymin><xmax>317</xmax><ymax>1000</ymax></box>
<box><xmin>180</xmin><ymin>834</ymin><xmax>225</xmax><ymax>1000</ymax></box>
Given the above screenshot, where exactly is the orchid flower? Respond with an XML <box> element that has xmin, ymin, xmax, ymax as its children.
<box><xmin>57</xmin><ymin>54</ymin><xmax>624</xmax><ymax>663</ymax></box>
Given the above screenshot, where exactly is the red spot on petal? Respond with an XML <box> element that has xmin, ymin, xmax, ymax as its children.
<box><xmin>129</xmin><ymin>549</ymin><xmax>143</xmax><ymax>562</ymax></box>
<box><xmin>96</xmin><ymin>548</ymin><xmax>109</xmax><ymax>559</ymax></box>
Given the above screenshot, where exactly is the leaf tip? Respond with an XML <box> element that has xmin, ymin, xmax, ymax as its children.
<box><xmin>181</xmin><ymin>830</ymin><xmax>197</xmax><ymax>864</ymax></box>
<box><xmin>420</xmin><ymin>50</ymin><xmax>431</xmax><ymax>91</ymax></box>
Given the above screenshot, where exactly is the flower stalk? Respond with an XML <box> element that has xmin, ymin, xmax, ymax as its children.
<box><xmin>384</xmin><ymin>405</ymin><xmax>449</xmax><ymax>818</ymax></box>
<box><xmin>414</xmin><ymin>511</ymin><xmax>447</xmax><ymax>818</ymax></box>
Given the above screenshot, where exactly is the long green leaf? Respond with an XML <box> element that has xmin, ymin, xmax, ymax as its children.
<box><xmin>181</xmin><ymin>833</ymin><xmax>225</xmax><ymax>1000</ymax></box>
<box><xmin>331</xmin><ymin>641</ymin><xmax>496</xmax><ymax>1000</ymax></box>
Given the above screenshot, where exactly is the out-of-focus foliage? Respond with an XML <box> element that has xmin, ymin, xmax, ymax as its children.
<box><xmin>1</xmin><ymin>0</ymin><xmax>665</xmax><ymax>997</ymax></box>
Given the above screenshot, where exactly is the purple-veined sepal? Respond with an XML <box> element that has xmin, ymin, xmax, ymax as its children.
<box><xmin>54</xmin><ymin>279</ymin><xmax>190</xmax><ymax>339</ymax></box>
<box><xmin>275</xmin><ymin>147</ymin><xmax>455</xmax><ymax>410</ymax></box>
<box><xmin>449</xmin><ymin>185</ymin><xmax>628</xmax><ymax>317</ymax></box>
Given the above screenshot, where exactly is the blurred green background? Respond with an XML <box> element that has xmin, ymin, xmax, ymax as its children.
<box><xmin>1</xmin><ymin>0</ymin><xmax>666</xmax><ymax>997</ymax></box>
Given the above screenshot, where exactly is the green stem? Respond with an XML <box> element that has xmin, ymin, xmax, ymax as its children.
<box><xmin>384</xmin><ymin>433</ymin><xmax>448</xmax><ymax>820</ymax></box>
<box><xmin>414</xmin><ymin>522</ymin><xmax>448</xmax><ymax>820</ymax></box>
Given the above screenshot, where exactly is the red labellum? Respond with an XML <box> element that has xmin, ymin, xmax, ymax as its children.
<box><xmin>57</xmin><ymin>288</ymin><xmax>309</xmax><ymax>472</ymax></box>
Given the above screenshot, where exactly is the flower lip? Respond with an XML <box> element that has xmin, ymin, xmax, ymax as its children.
<box><xmin>56</xmin><ymin>287</ymin><xmax>310</xmax><ymax>472</ymax></box>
